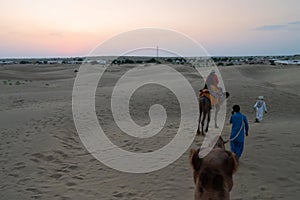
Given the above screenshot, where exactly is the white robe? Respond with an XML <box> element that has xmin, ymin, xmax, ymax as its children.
<box><xmin>253</xmin><ymin>100</ymin><xmax>267</xmax><ymax>121</ymax></box>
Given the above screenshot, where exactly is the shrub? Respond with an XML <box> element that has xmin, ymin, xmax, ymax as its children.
<box><xmin>123</xmin><ymin>59</ymin><xmax>134</xmax><ymax>64</ymax></box>
<box><xmin>20</xmin><ymin>60</ymin><xmax>30</xmax><ymax>64</ymax></box>
<box><xmin>136</xmin><ymin>60</ymin><xmax>143</xmax><ymax>64</ymax></box>
<box><xmin>112</xmin><ymin>59</ymin><xmax>120</xmax><ymax>65</ymax></box>
<box><xmin>145</xmin><ymin>58</ymin><xmax>161</xmax><ymax>64</ymax></box>
<box><xmin>146</xmin><ymin>58</ymin><xmax>156</xmax><ymax>63</ymax></box>
<box><xmin>166</xmin><ymin>58</ymin><xmax>173</xmax><ymax>63</ymax></box>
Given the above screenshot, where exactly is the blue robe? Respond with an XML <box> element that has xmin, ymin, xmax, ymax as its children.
<box><xmin>230</xmin><ymin>112</ymin><xmax>249</xmax><ymax>159</ymax></box>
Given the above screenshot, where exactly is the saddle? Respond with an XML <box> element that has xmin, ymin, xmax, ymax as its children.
<box><xmin>199</xmin><ymin>86</ymin><xmax>221</xmax><ymax>106</ymax></box>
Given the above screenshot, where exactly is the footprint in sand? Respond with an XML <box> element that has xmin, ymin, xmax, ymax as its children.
<box><xmin>72</xmin><ymin>175</ymin><xmax>84</xmax><ymax>180</ymax></box>
<box><xmin>68</xmin><ymin>165</ymin><xmax>78</xmax><ymax>170</ymax></box>
<box><xmin>50</xmin><ymin>173</ymin><xmax>63</xmax><ymax>179</ymax></box>
<box><xmin>13</xmin><ymin>162</ymin><xmax>26</xmax><ymax>170</ymax></box>
<box><xmin>66</xmin><ymin>182</ymin><xmax>77</xmax><ymax>187</ymax></box>
<box><xmin>113</xmin><ymin>191</ymin><xmax>137</xmax><ymax>198</ymax></box>
<box><xmin>26</xmin><ymin>187</ymin><xmax>41</xmax><ymax>193</ymax></box>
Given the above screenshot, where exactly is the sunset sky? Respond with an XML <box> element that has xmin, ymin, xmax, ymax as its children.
<box><xmin>1</xmin><ymin>0</ymin><xmax>300</xmax><ymax>57</ymax></box>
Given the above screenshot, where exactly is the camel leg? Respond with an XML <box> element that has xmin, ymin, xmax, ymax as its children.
<box><xmin>197</xmin><ymin>111</ymin><xmax>202</xmax><ymax>134</ymax></box>
<box><xmin>197</xmin><ymin>103</ymin><xmax>202</xmax><ymax>134</ymax></box>
<box><xmin>214</xmin><ymin>105</ymin><xmax>220</xmax><ymax>128</ymax></box>
<box><xmin>205</xmin><ymin>110</ymin><xmax>211</xmax><ymax>133</ymax></box>
<box><xmin>201</xmin><ymin>112</ymin><xmax>206</xmax><ymax>135</ymax></box>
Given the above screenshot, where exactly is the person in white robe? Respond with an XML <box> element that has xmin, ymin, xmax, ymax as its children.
<box><xmin>253</xmin><ymin>96</ymin><xmax>267</xmax><ymax>122</ymax></box>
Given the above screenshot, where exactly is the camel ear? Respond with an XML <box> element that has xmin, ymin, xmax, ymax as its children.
<box><xmin>190</xmin><ymin>149</ymin><xmax>202</xmax><ymax>171</ymax></box>
<box><xmin>225</xmin><ymin>92</ymin><xmax>230</xmax><ymax>98</ymax></box>
<box><xmin>226</xmin><ymin>151</ymin><xmax>238</xmax><ymax>175</ymax></box>
<box><xmin>214</xmin><ymin>136</ymin><xmax>225</xmax><ymax>149</ymax></box>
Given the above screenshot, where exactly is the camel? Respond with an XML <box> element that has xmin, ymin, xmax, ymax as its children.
<box><xmin>197</xmin><ymin>90</ymin><xmax>230</xmax><ymax>135</ymax></box>
<box><xmin>190</xmin><ymin>137</ymin><xmax>238</xmax><ymax>200</ymax></box>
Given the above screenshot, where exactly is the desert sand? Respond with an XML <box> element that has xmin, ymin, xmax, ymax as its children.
<box><xmin>0</xmin><ymin>63</ymin><xmax>299</xmax><ymax>200</ymax></box>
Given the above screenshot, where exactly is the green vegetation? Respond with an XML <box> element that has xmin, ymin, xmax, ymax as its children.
<box><xmin>2</xmin><ymin>79</ymin><xmax>32</xmax><ymax>86</ymax></box>
<box><xmin>20</xmin><ymin>60</ymin><xmax>30</xmax><ymax>64</ymax></box>
<box><xmin>145</xmin><ymin>58</ymin><xmax>158</xmax><ymax>63</ymax></box>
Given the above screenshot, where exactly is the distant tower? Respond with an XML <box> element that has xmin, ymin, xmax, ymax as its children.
<box><xmin>156</xmin><ymin>46</ymin><xmax>159</xmax><ymax>60</ymax></box>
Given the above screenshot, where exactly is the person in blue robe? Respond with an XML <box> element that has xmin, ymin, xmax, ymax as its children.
<box><xmin>230</xmin><ymin>105</ymin><xmax>249</xmax><ymax>159</ymax></box>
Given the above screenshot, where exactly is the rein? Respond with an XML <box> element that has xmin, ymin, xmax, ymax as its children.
<box><xmin>224</xmin><ymin>115</ymin><xmax>244</xmax><ymax>144</ymax></box>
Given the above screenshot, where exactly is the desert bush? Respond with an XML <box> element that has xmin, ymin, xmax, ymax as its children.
<box><xmin>145</xmin><ymin>58</ymin><xmax>161</xmax><ymax>64</ymax></box>
<box><xmin>123</xmin><ymin>59</ymin><xmax>134</xmax><ymax>64</ymax></box>
<box><xmin>166</xmin><ymin>58</ymin><xmax>173</xmax><ymax>63</ymax></box>
<box><xmin>112</xmin><ymin>59</ymin><xmax>120</xmax><ymax>65</ymax></box>
<box><xmin>20</xmin><ymin>60</ymin><xmax>30</xmax><ymax>64</ymax></box>
<box><xmin>136</xmin><ymin>60</ymin><xmax>143</xmax><ymax>64</ymax></box>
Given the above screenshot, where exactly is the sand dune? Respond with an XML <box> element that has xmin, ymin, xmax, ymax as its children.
<box><xmin>0</xmin><ymin>63</ymin><xmax>299</xmax><ymax>199</ymax></box>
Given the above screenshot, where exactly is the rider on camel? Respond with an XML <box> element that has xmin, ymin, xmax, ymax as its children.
<box><xmin>205</xmin><ymin>69</ymin><xmax>219</xmax><ymax>90</ymax></box>
<box><xmin>202</xmin><ymin>69</ymin><xmax>223</xmax><ymax>98</ymax></box>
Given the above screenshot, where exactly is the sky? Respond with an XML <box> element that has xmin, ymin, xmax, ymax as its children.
<box><xmin>0</xmin><ymin>0</ymin><xmax>300</xmax><ymax>58</ymax></box>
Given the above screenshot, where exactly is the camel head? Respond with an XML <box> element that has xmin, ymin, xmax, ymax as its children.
<box><xmin>225</xmin><ymin>92</ymin><xmax>230</xmax><ymax>99</ymax></box>
<box><xmin>213</xmin><ymin>136</ymin><xmax>226</xmax><ymax>149</ymax></box>
<box><xmin>190</xmin><ymin>143</ymin><xmax>238</xmax><ymax>200</ymax></box>
<box><xmin>215</xmin><ymin>92</ymin><xmax>230</xmax><ymax>107</ymax></box>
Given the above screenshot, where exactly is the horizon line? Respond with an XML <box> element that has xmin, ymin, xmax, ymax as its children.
<box><xmin>0</xmin><ymin>53</ymin><xmax>299</xmax><ymax>59</ymax></box>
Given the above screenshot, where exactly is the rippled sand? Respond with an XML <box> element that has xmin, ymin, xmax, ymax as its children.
<box><xmin>0</xmin><ymin>63</ymin><xmax>299</xmax><ymax>199</ymax></box>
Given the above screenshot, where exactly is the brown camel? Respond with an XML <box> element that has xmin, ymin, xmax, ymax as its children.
<box><xmin>190</xmin><ymin>137</ymin><xmax>238</xmax><ymax>200</ymax></box>
<box><xmin>197</xmin><ymin>91</ymin><xmax>230</xmax><ymax>135</ymax></box>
